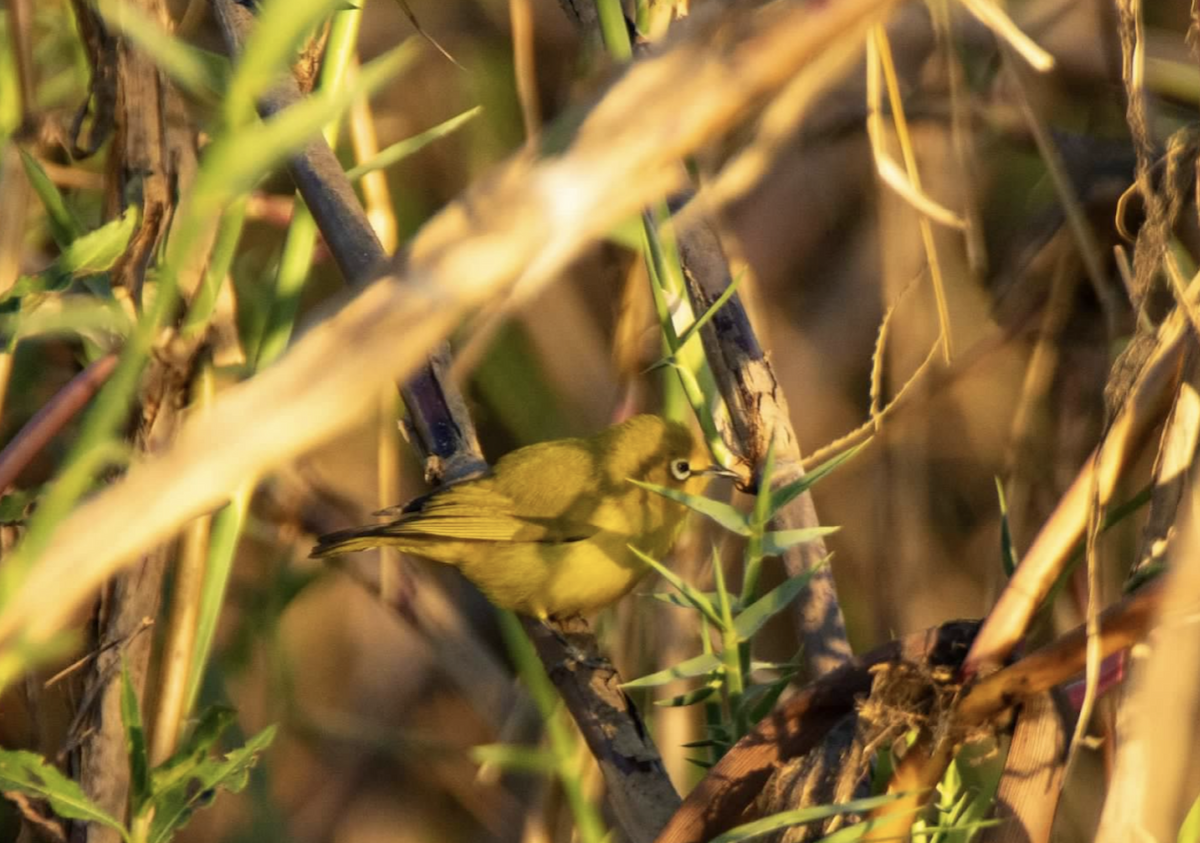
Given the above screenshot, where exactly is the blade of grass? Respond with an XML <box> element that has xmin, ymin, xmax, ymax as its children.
<box><xmin>346</xmin><ymin>106</ymin><xmax>482</xmax><ymax>181</ymax></box>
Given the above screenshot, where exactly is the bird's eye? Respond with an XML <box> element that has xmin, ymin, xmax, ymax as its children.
<box><xmin>670</xmin><ymin>459</ymin><xmax>691</xmax><ymax>481</ymax></box>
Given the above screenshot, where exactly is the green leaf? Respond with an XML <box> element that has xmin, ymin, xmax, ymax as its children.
<box><xmin>226</xmin><ymin>0</ymin><xmax>359</xmax><ymax>122</ymax></box>
<box><xmin>195</xmin><ymin>39</ymin><xmax>420</xmax><ymax>210</ymax></box>
<box><xmin>654</xmin><ymin>685</ymin><xmax>718</xmax><ymax>707</ymax></box>
<box><xmin>712</xmin><ymin>544</ymin><xmax>736</xmax><ymax>638</ymax></box>
<box><xmin>151</xmin><ymin>706</ymin><xmax>239</xmax><ymax>797</ymax></box>
<box><xmin>641</xmin><ymin>590</ymin><xmax>742</xmax><ymax>612</ymax></box>
<box><xmin>760</xmin><ymin>526</ymin><xmax>840</xmax><ymax>557</ymax></box>
<box><xmin>0</xmin><ymin>489</ymin><xmax>40</xmax><ymax>524</ymax></box>
<box><xmin>11</xmin><ymin>297</ymin><xmax>133</xmax><ymax>342</ymax></box>
<box><xmin>605</xmin><ymin>214</ymin><xmax>643</xmax><ymax>249</ymax></box>
<box><xmin>734</xmin><ymin>563</ymin><xmax>825</xmax><ymax>642</ymax></box>
<box><xmin>120</xmin><ymin>660</ymin><xmax>150</xmax><ymax>811</ymax></box>
<box><xmin>0</xmin><ymin>750</ymin><xmax>129</xmax><ymax>841</ymax></box>
<box><xmin>709</xmin><ymin>794</ymin><xmax>901</xmax><ymax>843</ymax></box>
<box><xmin>54</xmin><ymin>206</ymin><xmax>140</xmax><ymax>280</ymax></box>
<box><xmin>629</xmin><ymin>478</ymin><xmax>750</xmax><ymax>536</ymax></box>
<box><xmin>995</xmin><ymin>478</ymin><xmax>1018</xmax><ymax>577</ymax></box>
<box><xmin>768</xmin><ymin>440</ymin><xmax>870</xmax><ymax>518</ymax></box>
<box><xmin>622</xmin><ymin>650</ymin><xmax>721</xmax><ymax>689</ymax></box>
<box><xmin>745</xmin><ymin>676</ymin><xmax>791</xmax><ymax>723</ymax></box>
<box><xmin>752</xmin><ymin>434</ymin><xmax>776</xmax><ymax>529</ymax></box>
<box><xmin>685</xmin><ymin>756</ymin><xmax>714</xmax><ymax>770</ymax></box>
<box><xmin>471</xmin><ymin>744</ymin><xmax>557</xmax><ymax>773</ymax></box>
<box><xmin>1179</xmin><ymin>788</ymin><xmax>1200</xmax><ymax>843</ymax></box>
<box><xmin>627</xmin><ymin>544</ymin><xmax>726</xmax><ymax>631</ymax></box>
<box><xmin>675</xmin><ymin>270</ymin><xmax>744</xmax><ymax>350</ymax></box>
<box><xmin>18</xmin><ymin>148</ymin><xmax>83</xmax><ymax>246</ymax></box>
<box><xmin>147</xmin><ymin>724</ymin><xmax>276</xmax><ymax>843</ymax></box>
<box><xmin>680</xmin><ymin>738</ymin><xmax>730</xmax><ymax>751</ymax></box>
<box><xmin>347</xmin><ymin>106</ymin><xmax>482</xmax><ymax>180</ymax></box>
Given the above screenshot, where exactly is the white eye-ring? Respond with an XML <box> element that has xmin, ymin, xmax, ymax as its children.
<box><xmin>670</xmin><ymin>459</ymin><xmax>692</xmax><ymax>481</ymax></box>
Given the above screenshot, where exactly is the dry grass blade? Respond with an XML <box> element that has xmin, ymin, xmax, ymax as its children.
<box><xmin>962</xmin><ymin>278</ymin><xmax>1197</xmax><ymax>677</ymax></box>
<box><xmin>867</xmin><ymin>25</ymin><xmax>955</xmax><ymax>363</ymax></box>
<box><xmin>955</xmin><ymin>0</ymin><xmax>1054</xmax><ymax>72</ymax></box>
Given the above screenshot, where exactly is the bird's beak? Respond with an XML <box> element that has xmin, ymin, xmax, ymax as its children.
<box><xmin>698</xmin><ymin>465</ymin><xmax>741</xmax><ymax>479</ymax></box>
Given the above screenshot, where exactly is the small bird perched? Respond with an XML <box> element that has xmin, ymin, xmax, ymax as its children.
<box><xmin>312</xmin><ymin>414</ymin><xmax>733</xmax><ymax>617</ymax></box>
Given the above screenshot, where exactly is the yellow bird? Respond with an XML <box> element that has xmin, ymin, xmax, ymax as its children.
<box><xmin>311</xmin><ymin>414</ymin><xmax>733</xmax><ymax>617</ymax></box>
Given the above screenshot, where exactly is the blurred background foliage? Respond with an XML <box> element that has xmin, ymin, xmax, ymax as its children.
<box><xmin>0</xmin><ymin>0</ymin><xmax>1198</xmax><ymax>840</ymax></box>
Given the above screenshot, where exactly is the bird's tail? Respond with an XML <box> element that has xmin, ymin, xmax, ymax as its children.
<box><xmin>310</xmin><ymin>526</ymin><xmax>397</xmax><ymax>558</ymax></box>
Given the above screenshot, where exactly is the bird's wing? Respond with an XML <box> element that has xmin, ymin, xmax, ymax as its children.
<box><xmin>381</xmin><ymin>483</ymin><xmax>598</xmax><ymax>543</ymax></box>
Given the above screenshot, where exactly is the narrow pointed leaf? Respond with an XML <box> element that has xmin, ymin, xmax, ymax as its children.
<box><xmin>679</xmin><ymin>738</ymin><xmax>729</xmax><ymax>750</ymax></box>
<box><xmin>760</xmin><ymin>526</ymin><xmax>840</xmax><ymax>557</ymax></box>
<box><xmin>628</xmin><ymin>544</ymin><xmax>726</xmax><ymax>630</ymax></box>
<box><xmin>709</xmin><ymin>794</ymin><xmax>903</xmax><ymax>843</ymax></box>
<box><xmin>120</xmin><ymin>659</ymin><xmax>150</xmax><ymax>811</ymax></box>
<box><xmin>347</xmin><ymin>106</ymin><xmax>482</xmax><ymax>180</ymax></box>
<box><xmin>630</xmin><ymin>479</ymin><xmax>749</xmax><ymax>536</ymax></box>
<box><xmin>18</xmin><ymin>148</ymin><xmax>83</xmax><ymax>246</ymax></box>
<box><xmin>55</xmin><ymin>207</ymin><xmax>140</xmax><ymax>279</ymax></box>
<box><xmin>642</xmin><ymin>590</ymin><xmax>741</xmax><ymax>613</ymax></box>
<box><xmin>654</xmin><ymin>685</ymin><xmax>718</xmax><ymax>707</ymax></box>
<box><xmin>768</xmin><ymin>440</ymin><xmax>870</xmax><ymax>517</ymax></box>
<box><xmin>0</xmin><ymin>750</ymin><xmax>128</xmax><ymax>841</ymax></box>
<box><xmin>675</xmin><ymin>270</ymin><xmax>744</xmax><ymax>350</ymax></box>
<box><xmin>471</xmin><ymin>744</ymin><xmax>557</xmax><ymax>773</ymax></box>
<box><xmin>711</xmin><ymin>544</ymin><xmax>736</xmax><ymax>635</ymax></box>
<box><xmin>622</xmin><ymin>650</ymin><xmax>721</xmax><ymax>689</ymax></box>
<box><xmin>995</xmin><ymin>478</ymin><xmax>1018</xmax><ymax>577</ymax></box>
<box><xmin>746</xmin><ymin>677</ymin><xmax>791</xmax><ymax>723</ymax></box>
<box><xmin>734</xmin><ymin>562</ymin><xmax>826</xmax><ymax>642</ymax></box>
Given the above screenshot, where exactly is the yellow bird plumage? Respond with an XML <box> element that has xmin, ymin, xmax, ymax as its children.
<box><xmin>311</xmin><ymin>415</ymin><xmax>728</xmax><ymax>617</ymax></box>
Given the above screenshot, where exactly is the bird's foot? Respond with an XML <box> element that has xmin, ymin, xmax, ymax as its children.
<box><xmin>538</xmin><ymin>615</ymin><xmax>611</xmax><ymax>672</ymax></box>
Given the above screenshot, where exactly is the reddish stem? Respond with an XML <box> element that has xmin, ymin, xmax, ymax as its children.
<box><xmin>0</xmin><ymin>354</ymin><xmax>119</xmax><ymax>492</ymax></box>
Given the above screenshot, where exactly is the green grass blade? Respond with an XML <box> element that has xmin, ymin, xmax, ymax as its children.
<box><xmin>995</xmin><ymin>478</ymin><xmax>1018</xmax><ymax>577</ymax></box>
<box><xmin>710</xmin><ymin>794</ymin><xmax>903</xmax><ymax>843</ymax></box>
<box><xmin>347</xmin><ymin>106</ymin><xmax>483</xmax><ymax>181</ymax></box>
<box><xmin>18</xmin><ymin>148</ymin><xmax>83</xmax><ymax>246</ymax></box>
<box><xmin>226</xmin><ymin>0</ymin><xmax>350</xmax><ymax>122</ymax></box>
<box><xmin>195</xmin><ymin>39</ymin><xmax>420</xmax><ymax>208</ymax></box>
